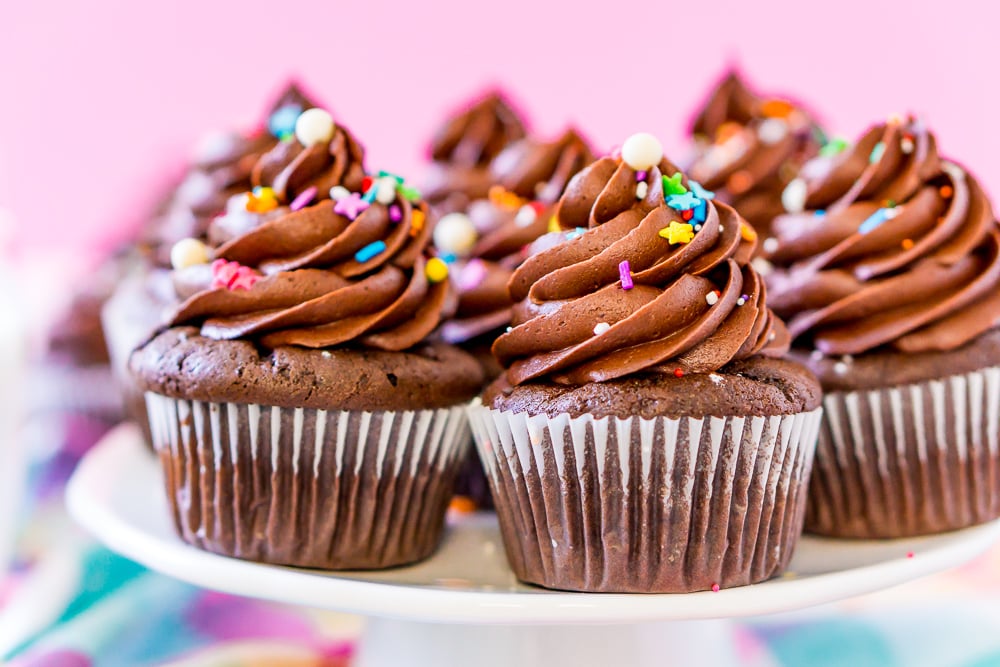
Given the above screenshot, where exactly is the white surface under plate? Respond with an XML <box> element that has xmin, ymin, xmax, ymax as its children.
<box><xmin>68</xmin><ymin>424</ymin><xmax>1000</xmax><ymax>626</ymax></box>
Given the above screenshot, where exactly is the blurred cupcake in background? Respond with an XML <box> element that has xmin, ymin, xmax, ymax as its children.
<box><xmin>763</xmin><ymin>114</ymin><xmax>1000</xmax><ymax>538</ymax></box>
<box><xmin>422</xmin><ymin>91</ymin><xmax>528</xmax><ymax>213</ymax></box>
<box><xmin>131</xmin><ymin>107</ymin><xmax>483</xmax><ymax>570</ymax></box>
<box><xmin>687</xmin><ymin>70</ymin><xmax>825</xmax><ymax>242</ymax></box>
<box><xmin>101</xmin><ymin>81</ymin><xmax>322</xmax><ymax>446</ymax></box>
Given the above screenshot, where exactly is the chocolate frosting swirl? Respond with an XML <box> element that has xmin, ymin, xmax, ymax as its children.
<box><xmin>440</xmin><ymin>129</ymin><xmax>594</xmax><ymax>346</ymax></box>
<box><xmin>763</xmin><ymin>117</ymin><xmax>1000</xmax><ymax>355</ymax></box>
<box><xmin>141</xmin><ymin>82</ymin><xmax>319</xmax><ymax>265</ymax></box>
<box><xmin>492</xmin><ymin>154</ymin><xmax>789</xmax><ymax>386</ymax></box>
<box><xmin>423</xmin><ymin>91</ymin><xmax>528</xmax><ymax>210</ymax></box>
<box><xmin>687</xmin><ymin>71</ymin><xmax>823</xmax><ymax>233</ymax></box>
<box><xmin>166</xmin><ymin>120</ymin><xmax>453</xmax><ymax>352</ymax></box>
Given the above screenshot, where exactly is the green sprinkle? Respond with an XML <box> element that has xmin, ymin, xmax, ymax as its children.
<box><xmin>819</xmin><ymin>138</ymin><xmax>849</xmax><ymax>157</ymax></box>
<box><xmin>869</xmin><ymin>141</ymin><xmax>886</xmax><ymax>164</ymax></box>
<box><xmin>662</xmin><ymin>172</ymin><xmax>687</xmax><ymax>196</ymax></box>
<box><xmin>377</xmin><ymin>170</ymin><xmax>405</xmax><ymax>184</ymax></box>
<box><xmin>398</xmin><ymin>184</ymin><xmax>422</xmax><ymax>201</ymax></box>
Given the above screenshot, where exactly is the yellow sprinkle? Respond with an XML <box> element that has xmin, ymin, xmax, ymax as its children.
<box><xmin>660</xmin><ymin>221</ymin><xmax>695</xmax><ymax>245</ymax></box>
<box><xmin>902</xmin><ymin>238</ymin><xmax>914</xmax><ymax>250</ymax></box>
<box><xmin>740</xmin><ymin>222</ymin><xmax>758</xmax><ymax>242</ymax></box>
<box><xmin>409</xmin><ymin>209</ymin><xmax>426</xmax><ymax>237</ymax></box>
<box><xmin>548</xmin><ymin>214</ymin><xmax>561</xmax><ymax>234</ymax></box>
<box><xmin>488</xmin><ymin>185</ymin><xmax>524</xmax><ymax>210</ymax></box>
<box><xmin>246</xmin><ymin>187</ymin><xmax>278</xmax><ymax>213</ymax></box>
<box><xmin>425</xmin><ymin>256</ymin><xmax>449</xmax><ymax>283</ymax></box>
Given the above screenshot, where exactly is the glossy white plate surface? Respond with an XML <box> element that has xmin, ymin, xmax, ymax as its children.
<box><xmin>67</xmin><ymin>424</ymin><xmax>1000</xmax><ymax>625</ymax></box>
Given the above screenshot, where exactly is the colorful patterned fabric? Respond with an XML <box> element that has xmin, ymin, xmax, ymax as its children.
<box><xmin>4</xmin><ymin>408</ymin><xmax>1000</xmax><ymax>667</ymax></box>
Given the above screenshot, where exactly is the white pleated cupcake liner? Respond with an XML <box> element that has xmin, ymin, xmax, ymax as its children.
<box><xmin>467</xmin><ymin>400</ymin><xmax>822</xmax><ymax>593</ymax></box>
<box><xmin>145</xmin><ymin>392</ymin><xmax>470</xmax><ymax>569</ymax></box>
<box><xmin>807</xmin><ymin>366</ymin><xmax>1000</xmax><ymax>538</ymax></box>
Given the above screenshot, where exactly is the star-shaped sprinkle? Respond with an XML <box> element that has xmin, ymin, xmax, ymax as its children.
<box><xmin>689</xmin><ymin>180</ymin><xmax>715</xmax><ymax>200</ymax></box>
<box><xmin>660</xmin><ymin>221</ymin><xmax>695</xmax><ymax>245</ymax></box>
<box><xmin>662</xmin><ymin>172</ymin><xmax>688</xmax><ymax>196</ymax></box>
<box><xmin>666</xmin><ymin>192</ymin><xmax>702</xmax><ymax>211</ymax></box>
<box><xmin>377</xmin><ymin>169</ymin><xmax>405</xmax><ymax>184</ymax></box>
<box><xmin>334</xmin><ymin>192</ymin><xmax>370</xmax><ymax>220</ymax></box>
<box><xmin>211</xmin><ymin>259</ymin><xmax>260</xmax><ymax>291</ymax></box>
<box><xmin>246</xmin><ymin>186</ymin><xmax>279</xmax><ymax>213</ymax></box>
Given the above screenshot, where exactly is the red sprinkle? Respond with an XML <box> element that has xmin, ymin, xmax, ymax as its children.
<box><xmin>681</xmin><ymin>209</ymin><xmax>694</xmax><ymax>221</ymax></box>
<box><xmin>362</xmin><ymin>175</ymin><xmax>374</xmax><ymax>192</ymax></box>
<box><xmin>674</xmin><ymin>368</ymin><xmax>684</xmax><ymax>378</ymax></box>
<box><xmin>529</xmin><ymin>201</ymin><xmax>546</xmax><ymax>215</ymax></box>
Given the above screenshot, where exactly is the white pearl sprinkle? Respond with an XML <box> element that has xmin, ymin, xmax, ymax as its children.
<box><xmin>295</xmin><ymin>108</ymin><xmax>336</xmax><ymax>147</ymax></box>
<box><xmin>782</xmin><ymin>178</ymin><xmax>808</xmax><ymax>213</ymax></box>
<box><xmin>810</xmin><ymin>350</ymin><xmax>824</xmax><ymax>361</ymax></box>
<box><xmin>719</xmin><ymin>225</ymin><xmax>725</xmax><ymax>233</ymax></box>
<box><xmin>737</xmin><ymin>297</ymin><xmax>747</xmax><ymax>306</ymax></box>
<box><xmin>763</xmin><ymin>237</ymin><xmax>780</xmax><ymax>255</ymax></box>
<box><xmin>752</xmin><ymin>257</ymin><xmax>774</xmax><ymax>276</ymax></box>
<box><xmin>705</xmin><ymin>291</ymin><xmax>719</xmax><ymax>306</ymax></box>
<box><xmin>329</xmin><ymin>185</ymin><xmax>351</xmax><ymax>201</ymax></box>
<box><xmin>170</xmin><ymin>238</ymin><xmax>211</xmax><ymax>270</ymax></box>
<box><xmin>694</xmin><ymin>224</ymin><xmax>702</xmax><ymax>231</ymax></box>
<box><xmin>321</xmin><ymin>350</ymin><xmax>332</xmax><ymax>359</ymax></box>
<box><xmin>593</xmin><ymin>322</ymin><xmax>611</xmax><ymax>336</ymax></box>
<box><xmin>757</xmin><ymin>118</ymin><xmax>788</xmax><ymax>145</ymax></box>
<box><xmin>635</xmin><ymin>181</ymin><xmax>649</xmax><ymax>200</ymax></box>
<box><xmin>621</xmin><ymin>133</ymin><xmax>663</xmax><ymax>171</ymax></box>
<box><xmin>901</xmin><ymin>137</ymin><xmax>915</xmax><ymax>154</ymax></box>
<box><xmin>709</xmin><ymin>374</ymin><xmax>723</xmax><ymax>384</ymax></box>
<box><xmin>515</xmin><ymin>205</ymin><xmax>538</xmax><ymax>227</ymax></box>
<box><xmin>433</xmin><ymin>212</ymin><xmax>478</xmax><ymax>257</ymax></box>
<box><xmin>375</xmin><ymin>177</ymin><xmax>397</xmax><ymax>205</ymax></box>
<box><xmin>834</xmin><ymin>361</ymin><xmax>849</xmax><ymax>375</ymax></box>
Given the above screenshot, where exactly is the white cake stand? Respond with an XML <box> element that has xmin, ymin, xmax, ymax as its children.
<box><xmin>67</xmin><ymin>425</ymin><xmax>1000</xmax><ymax>667</ymax></box>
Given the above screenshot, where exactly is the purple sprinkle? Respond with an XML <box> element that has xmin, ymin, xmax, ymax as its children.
<box><xmin>635</xmin><ymin>170</ymin><xmax>648</xmax><ymax>182</ymax></box>
<box><xmin>389</xmin><ymin>204</ymin><xmax>402</xmax><ymax>222</ymax></box>
<box><xmin>458</xmin><ymin>258</ymin><xmax>488</xmax><ymax>291</ymax></box>
<box><xmin>289</xmin><ymin>186</ymin><xmax>317</xmax><ymax>211</ymax></box>
<box><xmin>619</xmin><ymin>260</ymin><xmax>634</xmax><ymax>290</ymax></box>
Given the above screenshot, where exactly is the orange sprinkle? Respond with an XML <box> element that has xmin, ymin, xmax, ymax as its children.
<box><xmin>449</xmin><ymin>496</ymin><xmax>478</xmax><ymax>514</ymax></box>
<box><xmin>673</xmin><ymin>368</ymin><xmax>684</xmax><ymax>378</ymax></box>
<box><xmin>488</xmin><ymin>185</ymin><xmax>524</xmax><ymax>210</ymax></box>
<box><xmin>937</xmin><ymin>216</ymin><xmax>946</xmax><ymax>226</ymax></box>
<box><xmin>902</xmin><ymin>238</ymin><xmax>914</xmax><ymax>250</ymax></box>
<box><xmin>940</xmin><ymin>185</ymin><xmax>954</xmax><ymax>198</ymax></box>
<box><xmin>409</xmin><ymin>209</ymin><xmax>426</xmax><ymax>237</ymax></box>
<box><xmin>727</xmin><ymin>170</ymin><xmax>753</xmax><ymax>194</ymax></box>
<box><xmin>715</xmin><ymin>121</ymin><xmax>743</xmax><ymax>144</ymax></box>
<box><xmin>760</xmin><ymin>99</ymin><xmax>795</xmax><ymax>119</ymax></box>
<box><xmin>740</xmin><ymin>222</ymin><xmax>758</xmax><ymax>242</ymax></box>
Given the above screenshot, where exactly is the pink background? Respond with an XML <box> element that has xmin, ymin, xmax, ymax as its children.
<box><xmin>2</xmin><ymin>0</ymin><xmax>999</xmax><ymax>251</ymax></box>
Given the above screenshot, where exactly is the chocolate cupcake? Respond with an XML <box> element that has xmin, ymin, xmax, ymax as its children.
<box><xmin>467</xmin><ymin>133</ymin><xmax>823</xmax><ymax>593</ymax></box>
<box><xmin>422</xmin><ymin>91</ymin><xmax>527</xmax><ymax>213</ymax></box>
<box><xmin>102</xmin><ymin>82</ymin><xmax>320</xmax><ymax>446</ymax></box>
<box><xmin>130</xmin><ymin>109</ymin><xmax>484</xmax><ymax>570</ymax></box>
<box><xmin>764</xmin><ymin>115</ymin><xmax>1000</xmax><ymax>538</ymax></box>
<box><xmin>687</xmin><ymin>70</ymin><xmax>824</xmax><ymax>240</ymax></box>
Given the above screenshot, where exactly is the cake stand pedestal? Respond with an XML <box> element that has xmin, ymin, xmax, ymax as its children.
<box><xmin>67</xmin><ymin>425</ymin><xmax>1000</xmax><ymax>667</ymax></box>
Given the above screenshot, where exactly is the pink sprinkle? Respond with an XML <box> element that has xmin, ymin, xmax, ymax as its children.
<box><xmin>289</xmin><ymin>186</ymin><xmax>317</xmax><ymax>211</ymax></box>
<box><xmin>907</xmin><ymin>551</ymin><xmax>914</xmax><ymax>559</ymax></box>
<box><xmin>711</xmin><ymin>583</ymin><xmax>720</xmax><ymax>592</ymax></box>
<box><xmin>635</xmin><ymin>170</ymin><xmax>647</xmax><ymax>182</ymax></box>
<box><xmin>211</xmin><ymin>259</ymin><xmax>260</xmax><ymax>291</ymax></box>
<box><xmin>458</xmin><ymin>258</ymin><xmax>488</xmax><ymax>291</ymax></box>
<box><xmin>389</xmin><ymin>204</ymin><xmax>402</xmax><ymax>222</ymax></box>
<box><xmin>619</xmin><ymin>260</ymin><xmax>633</xmax><ymax>290</ymax></box>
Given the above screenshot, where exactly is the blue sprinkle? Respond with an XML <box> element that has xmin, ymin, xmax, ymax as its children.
<box><xmin>361</xmin><ymin>187</ymin><xmax>378</xmax><ymax>204</ymax></box>
<box><xmin>814</xmin><ymin>209</ymin><xmax>826</xmax><ymax>217</ymax></box>
<box><xmin>355</xmin><ymin>240</ymin><xmax>387</xmax><ymax>263</ymax></box>
<box><xmin>267</xmin><ymin>104</ymin><xmax>302</xmax><ymax>139</ymax></box>
<box><xmin>439</xmin><ymin>252</ymin><xmax>457</xmax><ymax>264</ymax></box>
<box><xmin>689</xmin><ymin>180</ymin><xmax>716</xmax><ymax>201</ymax></box>
<box><xmin>691</xmin><ymin>199</ymin><xmax>708</xmax><ymax>224</ymax></box>
<box><xmin>859</xmin><ymin>209</ymin><xmax>889</xmax><ymax>234</ymax></box>
<box><xmin>565</xmin><ymin>227</ymin><xmax>587</xmax><ymax>240</ymax></box>
<box><xmin>666</xmin><ymin>192</ymin><xmax>702</xmax><ymax>211</ymax></box>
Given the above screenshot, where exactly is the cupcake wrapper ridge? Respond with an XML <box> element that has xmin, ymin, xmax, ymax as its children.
<box><xmin>146</xmin><ymin>392</ymin><xmax>469</xmax><ymax>569</ymax></box>
<box><xmin>467</xmin><ymin>401</ymin><xmax>822</xmax><ymax>593</ymax></box>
